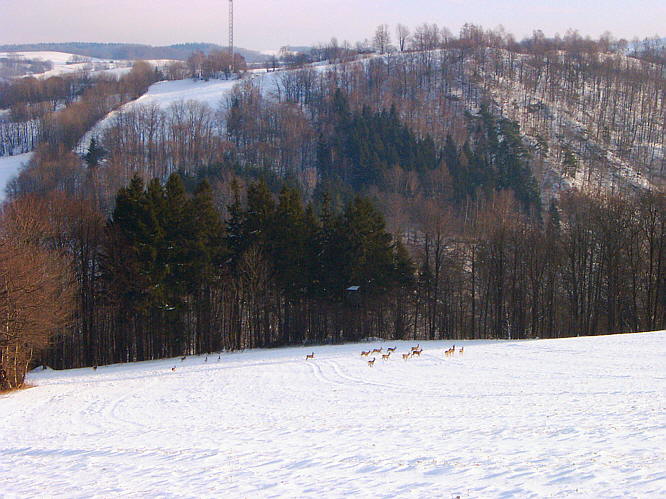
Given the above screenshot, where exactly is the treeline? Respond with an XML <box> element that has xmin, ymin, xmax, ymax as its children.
<box><xmin>0</xmin><ymin>43</ymin><xmax>268</xmax><ymax>63</ymax></box>
<box><xmin>45</xmin><ymin>174</ymin><xmax>412</xmax><ymax>366</ymax></box>
<box><xmin>7</xmin><ymin>173</ymin><xmax>655</xmax><ymax>370</ymax></box>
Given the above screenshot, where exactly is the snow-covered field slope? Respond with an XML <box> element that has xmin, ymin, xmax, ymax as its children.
<box><xmin>1</xmin><ymin>332</ymin><xmax>665</xmax><ymax>498</ymax></box>
<box><xmin>1</xmin><ymin>51</ymin><xmax>174</xmax><ymax>79</ymax></box>
<box><xmin>0</xmin><ymin>152</ymin><xmax>32</xmax><ymax>202</ymax></box>
<box><xmin>120</xmin><ymin>78</ymin><xmax>240</xmax><ymax>110</ymax></box>
<box><xmin>80</xmin><ymin>72</ymin><xmax>283</xmax><ymax>149</ymax></box>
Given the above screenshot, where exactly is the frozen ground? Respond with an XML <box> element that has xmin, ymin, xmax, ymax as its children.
<box><xmin>0</xmin><ymin>152</ymin><xmax>32</xmax><ymax>202</ymax></box>
<box><xmin>1</xmin><ymin>332</ymin><xmax>665</xmax><ymax>498</ymax></box>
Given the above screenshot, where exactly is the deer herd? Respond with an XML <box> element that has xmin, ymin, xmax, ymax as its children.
<box><xmin>305</xmin><ymin>342</ymin><xmax>465</xmax><ymax>366</ymax></box>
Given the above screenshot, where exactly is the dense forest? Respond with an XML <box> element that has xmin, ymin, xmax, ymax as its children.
<box><xmin>1</xmin><ymin>24</ymin><xmax>664</xmax><ymax>390</ymax></box>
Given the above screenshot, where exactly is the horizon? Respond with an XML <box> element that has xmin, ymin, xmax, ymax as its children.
<box><xmin>1</xmin><ymin>0</ymin><xmax>663</xmax><ymax>53</ymax></box>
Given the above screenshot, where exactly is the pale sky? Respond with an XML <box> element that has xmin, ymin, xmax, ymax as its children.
<box><xmin>1</xmin><ymin>0</ymin><xmax>663</xmax><ymax>51</ymax></box>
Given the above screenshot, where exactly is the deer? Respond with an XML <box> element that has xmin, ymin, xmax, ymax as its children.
<box><xmin>382</xmin><ymin>352</ymin><xmax>391</xmax><ymax>361</ymax></box>
<box><xmin>361</xmin><ymin>350</ymin><xmax>371</xmax><ymax>357</ymax></box>
<box><xmin>367</xmin><ymin>358</ymin><xmax>376</xmax><ymax>367</ymax></box>
<box><xmin>459</xmin><ymin>347</ymin><xmax>464</xmax><ymax>355</ymax></box>
<box><xmin>181</xmin><ymin>356</ymin><xmax>187</xmax><ymax>362</ymax></box>
<box><xmin>92</xmin><ymin>365</ymin><xmax>97</xmax><ymax>371</ymax></box>
<box><xmin>402</xmin><ymin>352</ymin><xmax>412</xmax><ymax>360</ymax></box>
<box><xmin>171</xmin><ymin>367</ymin><xmax>176</xmax><ymax>372</ymax></box>
<box><xmin>412</xmin><ymin>349</ymin><xmax>423</xmax><ymax>357</ymax></box>
<box><xmin>205</xmin><ymin>356</ymin><xmax>208</xmax><ymax>362</ymax></box>
<box><xmin>387</xmin><ymin>346</ymin><xmax>397</xmax><ymax>353</ymax></box>
<box><xmin>371</xmin><ymin>347</ymin><xmax>383</xmax><ymax>354</ymax></box>
<box><xmin>217</xmin><ymin>355</ymin><xmax>221</xmax><ymax>361</ymax></box>
<box><xmin>305</xmin><ymin>352</ymin><xmax>315</xmax><ymax>360</ymax></box>
<box><xmin>410</xmin><ymin>344</ymin><xmax>420</xmax><ymax>352</ymax></box>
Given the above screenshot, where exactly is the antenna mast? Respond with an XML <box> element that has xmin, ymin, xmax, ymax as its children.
<box><xmin>229</xmin><ymin>0</ymin><xmax>234</xmax><ymax>72</ymax></box>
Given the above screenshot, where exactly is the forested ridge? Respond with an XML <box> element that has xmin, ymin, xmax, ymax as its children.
<box><xmin>1</xmin><ymin>24</ymin><xmax>665</xmax><ymax>389</ymax></box>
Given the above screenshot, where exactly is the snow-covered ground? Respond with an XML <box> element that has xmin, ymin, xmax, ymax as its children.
<box><xmin>80</xmin><ymin>72</ymin><xmax>284</xmax><ymax>149</ymax></box>
<box><xmin>0</xmin><ymin>152</ymin><xmax>32</xmax><ymax>202</ymax></box>
<box><xmin>1</xmin><ymin>332</ymin><xmax>665</xmax><ymax>497</ymax></box>
<box><xmin>1</xmin><ymin>51</ymin><xmax>175</xmax><ymax>79</ymax></box>
<box><xmin>120</xmin><ymin>78</ymin><xmax>240</xmax><ymax>110</ymax></box>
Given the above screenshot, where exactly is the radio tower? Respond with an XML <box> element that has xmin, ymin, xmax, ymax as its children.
<box><xmin>228</xmin><ymin>0</ymin><xmax>234</xmax><ymax>73</ymax></box>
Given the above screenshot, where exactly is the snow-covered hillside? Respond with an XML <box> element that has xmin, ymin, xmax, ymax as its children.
<box><xmin>1</xmin><ymin>332</ymin><xmax>665</xmax><ymax>497</ymax></box>
<box><xmin>0</xmin><ymin>152</ymin><xmax>32</xmax><ymax>202</ymax></box>
<box><xmin>80</xmin><ymin>71</ymin><xmax>283</xmax><ymax>150</ymax></box>
<box><xmin>0</xmin><ymin>51</ymin><xmax>174</xmax><ymax>79</ymax></box>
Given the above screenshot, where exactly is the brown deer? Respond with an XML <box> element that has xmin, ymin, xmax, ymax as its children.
<box><xmin>459</xmin><ymin>347</ymin><xmax>464</xmax><ymax>355</ymax></box>
<box><xmin>361</xmin><ymin>350</ymin><xmax>371</xmax><ymax>357</ymax></box>
<box><xmin>171</xmin><ymin>367</ymin><xmax>176</xmax><ymax>372</ymax></box>
<box><xmin>402</xmin><ymin>352</ymin><xmax>412</xmax><ymax>360</ymax></box>
<box><xmin>382</xmin><ymin>352</ymin><xmax>391</xmax><ymax>361</ymax></box>
<box><xmin>412</xmin><ymin>349</ymin><xmax>423</xmax><ymax>357</ymax></box>
<box><xmin>411</xmin><ymin>344</ymin><xmax>420</xmax><ymax>352</ymax></box>
<box><xmin>371</xmin><ymin>347</ymin><xmax>383</xmax><ymax>354</ymax></box>
<box><xmin>305</xmin><ymin>352</ymin><xmax>315</xmax><ymax>360</ymax></box>
<box><xmin>387</xmin><ymin>346</ymin><xmax>397</xmax><ymax>353</ymax></box>
<box><xmin>368</xmin><ymin>358</ymin><xmax>376</xmax><ymax>367</ymax></box>
<box><xmin>92</xmin><ymin>365</ymin><xmax>97</xmax><ymax>371</ymax></box>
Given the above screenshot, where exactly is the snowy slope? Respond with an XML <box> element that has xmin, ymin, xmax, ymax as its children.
<box><xmin>80</xmin><ymin>72</ymin><xmax>285</xmax><ymax>150</ymax></box>
<box><xmin>0</xmin><ymin>152</ymin><xmax>32</xmax><ymax>202</ymax></box>
<box><xmin>1</xmin><ymin>332</ymin><xmax>665</xmax><ymax>497</ymax></box>
<box><xmin>1</xmin><ymin>51</ymin><xmax>174</xmax><ymax>79</ymax></box>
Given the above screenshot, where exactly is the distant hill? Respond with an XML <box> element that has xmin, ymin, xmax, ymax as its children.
<box><xmin>0</xmin><ymin>42</ymin><xmax>269</xmax><ymax>63</ymax></box>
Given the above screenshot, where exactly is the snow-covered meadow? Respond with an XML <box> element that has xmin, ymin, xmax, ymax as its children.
<box><xmin>1</xmin><ymin>332</ymin><xmax>665</xmax><ymax>498</ymax></box>
<box><xmin>0</xmin><ymin>152</ymin><xmax>32</xmax><ymax>202</ymax></box>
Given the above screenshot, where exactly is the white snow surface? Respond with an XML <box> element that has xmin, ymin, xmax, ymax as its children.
<box><xmin>1</xmin><ymin>51</ymin><xmax>175</xmax><ymax>79</ymax></box>
<box><xmin>0</xmin><ymin>152</ymin><xmax>32</xmax><ymax>202</ymax></box>
<box><xmin>2</xmin><ymin>332</ymin><xmax>665</xmax><ymax>498</ymax></box>
<box><xmin>123</xmin><ymin>78</ymin><xmax>240</xmax><ymax>110</ymax></box>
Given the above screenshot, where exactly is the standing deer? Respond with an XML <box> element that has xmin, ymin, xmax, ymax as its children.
<box><xmin>402</xmin><ymin>352</ymin><xmax>411</xmax><ymax>360</ymax></box>
<box><xmin>368</xmin><ymin>358</ymin><xmax>376</xmax><ymax>367</ymax></box>
<box><xmin>387</xmin><ymin>346</ymin><xmax>397</xmax><ymax>353</ymax></box>
<box><xmin>371</xmin><ymin>347</ymin><xmax>383</xmax><ymax>354</ymax></box>
<box><xmin>361</xmin><ymin>350</ymin><xmax>371</xmax><ymax>357</ymax></box>
<box><xmin>305</xmin><ymin>352</ymin><xmax>315</xmax><ymax>360</ymax></box>
<box><xmin>382</xmin><ymin>352</ymin><xmax>391</xmax><ymax>361</ymax></box>
<box><xmin>412</xmin><ymin>349</ymin><xmax>423</xmax><ymax>357</ymax></box>
<box><xmin>411</xmin><ymin>344</ymin><xmax>420</xmax><ymax>352</ymax></box>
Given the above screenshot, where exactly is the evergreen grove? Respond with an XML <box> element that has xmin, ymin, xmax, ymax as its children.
<box><xmin>100</xmin><ymin>173</ymin><xmax>414</xmax><ymax>361</ymax></box>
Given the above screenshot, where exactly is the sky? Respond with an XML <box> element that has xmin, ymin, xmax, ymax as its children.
<box><xmin>1</xmin><ymin>0</ymin><xmax>663</xmax><ymax>51</ymax></box>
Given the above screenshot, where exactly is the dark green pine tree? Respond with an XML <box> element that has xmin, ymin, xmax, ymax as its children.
<box><xmin>225</xmin><ymin>179</ymin><xmax>246</xmax><ymax>268</ymax></box>
<box><xmin>107</xmin><ymin>175</ymin><xmax>164</xmax><ymax>317</ymax></box>
<box><xmin>84</xmin><ymin>137</ymin><xmax>105</xmax><ymax>167</ymax></box>
<box><xmin>161</xmin><ymin>173</ymin><xmax>192</xmax><ymax>310</ymax></box>
<box><xmin>342</xmin><ymin>196</ymin><xmax>396</xmax><ymax>297</ymax></box>
<box><xmin>271</xmin><ymin>185</ymin><xmax>309</xmax><ymax>298</ymax></box>
<box><xmin>188</xmin><ymin>179</ymin><xmax>226</xmax><ymax>288</ymax></box>
<box><xmin>314</xmin><ymin>192</ymin><xmax>350</xmax><ymax>301</ymax></box>
<box><xmin>244</xmin><ymin>178</ymin><xmax>276</xmax><ymax>247</ymax></box>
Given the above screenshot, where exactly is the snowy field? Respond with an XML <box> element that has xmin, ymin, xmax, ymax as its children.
<box><xmin>1</xmin><ymin>332</ymin><xmax>665</xmax><ymax>498</ymax></box>
<box><xmin>0</xmin><ymin>152</ymin><xmax>32</xmax><ymax>202</ymax></box>
<box><xmin>1</xmin><ymin>51</ymin><xmax>174</xmax><ymax>79</ymax></box>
